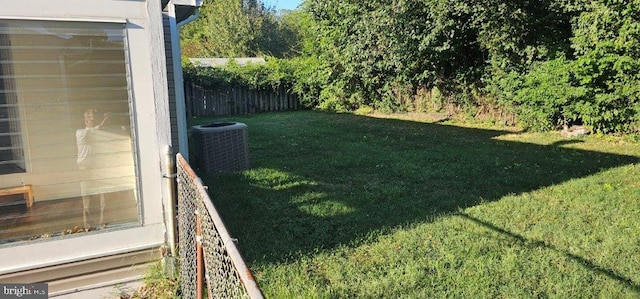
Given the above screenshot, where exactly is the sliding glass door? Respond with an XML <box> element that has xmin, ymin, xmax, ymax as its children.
<box><xmin>0</xmin><ymin>19</ymin><xmax>140</xmax><ymax>244</ymax></box>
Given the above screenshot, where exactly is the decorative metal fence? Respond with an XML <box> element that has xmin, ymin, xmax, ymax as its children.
<box><xmin>184</xmin><ymin>81</ymin><xmax>300</xmax><ymax>117</ymax></box>
<box><xmin>176</xmin><ymin>153</ymin><xmax>263</xmax><ymax>299</ymax></box>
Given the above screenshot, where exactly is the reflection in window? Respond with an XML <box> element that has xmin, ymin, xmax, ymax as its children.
<box><xmin>0</xmin><ymin>20</ymin><xmax>139</xmax><ymax>244</ymax></box>
<box><xmin>0</xmin><ymin>32</ymin><xmax>25</xmax><ymax>175</ymax></box>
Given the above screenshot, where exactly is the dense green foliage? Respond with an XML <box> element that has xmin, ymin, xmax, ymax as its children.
<box><xmin>491</xmin><ymin>0</ymin><xmax>640</xmax><ymax>132</ymax></box>
<box><xmin>181</xmin><ymin>0</ymin><xmax>640</xmax><ymax>133</ymax></box>
<box><xmin>180</xmin><ymin>0</ymin><xmax>328</xmax><ymax>107</ymax></box>
<box><xmin>180</xmin><ymin>0</ymin><xmax>302</xmax><ymax>57</ymax></box>
<box><xmin>183</xmin><ymin>59</ymin><xmax>289</xmax><ymax>90</ymax></box>
<box><xmin>303</xmin><ymin>0</ymin><xmax>573</xmax><ymax>114</ymax></box>
<box><xmin>183</xmin><ymin>55</ymin><xmax>327</xmax><ymax>108</ymax></box>
<box><xmin>302</xmin><ymin>0</ymin><xmax>640</xmax><ymax>133</ymax></box>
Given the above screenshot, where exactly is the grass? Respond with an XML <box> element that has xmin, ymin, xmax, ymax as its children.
<box><xmin>116</xmin><ymin>261</ymin><xmax>179</xmax><ymax>299</ymax></box>
<box><xmin>192</xmin><ymin>111</ymin><xmax>640</xmax><ymax>298</ymax></box>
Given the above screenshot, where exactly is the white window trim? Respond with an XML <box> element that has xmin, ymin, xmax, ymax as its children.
<box><xmin>0</xmin><ymin>224</ymin><xmax>164</xmax><ymax>274</ymax></box>
<box><xmin>0</xmin><ymin>0</ymin><xmax>171</xmax><ymax>284</ymax></box>
<box><xmin>0</xmin><ymin>16</ymin><xmax>126</xmax><ymax>24</ymax></box>
<box><xmin>0</xmin><ymin>17</ymin><xmax>168</xmax><ymax>267</ymax></box>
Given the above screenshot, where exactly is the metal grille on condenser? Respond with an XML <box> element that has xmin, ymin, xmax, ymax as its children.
<box><xmin>192</xmin><ymin>122</ymin><xmax>250</xmax><ymax>174</ymax></box>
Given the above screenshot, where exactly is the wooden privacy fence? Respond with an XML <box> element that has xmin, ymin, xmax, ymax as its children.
<box><xmin>185</xmin><ymin>81</ymin><xmax>300</xmax><ymax>117</ymax></box>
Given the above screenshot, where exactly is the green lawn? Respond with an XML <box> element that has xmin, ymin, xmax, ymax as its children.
<box><xmin>192</xmin><ymin>111</ymin><xmax>640</xmax><ymax>298</ymax></box>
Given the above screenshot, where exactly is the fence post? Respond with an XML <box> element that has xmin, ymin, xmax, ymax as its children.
<box><xmin>283</xmin><ymin>87</ymin><xmax>289</xmax><ymax>110</ymax></box>
<box><xmin>194</xmin><ymin>85</ymin><xmax>199</xmax><ymax>117</ymax></box>
<box><xmin>269</xmin><ymin>91</ymin><xmax>273</xmax><ymax>112</ymax></box>
<box><xmin>196</xmin><ymin>212</ymin><xmax>204</xmax><ymax>299</ymax></box>
<box><xmin>185</xmin><ymin>80</ymin><xmax>193</xmax><ymax>119</ymax></box>
<box><xmin>162</xmin><ymin>146</ymin><xmax>177</xmax><ymax>258</ymax></box>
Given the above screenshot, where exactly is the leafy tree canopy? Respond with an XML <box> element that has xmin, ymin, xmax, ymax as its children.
<box><xmin>180</xmin><ymin>0</ymin><xmax>304</xmax><ymax>58</ymax></box>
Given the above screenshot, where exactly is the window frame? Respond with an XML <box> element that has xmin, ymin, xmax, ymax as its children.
<box><xmin>0</xmin><ymin>17</ymin><xmax>148</xmax><ymax>248</ymax></box>
<box><xmin>0</xmin><ymin>33</ymin><xmax>27</xmax><ymax>175</ymax></box>
<box><xmin>0</xmin><ymin>0</ymin><xmax>171</xmax><ymax>280</ymax></box>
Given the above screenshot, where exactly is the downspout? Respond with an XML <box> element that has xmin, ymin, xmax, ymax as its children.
<box><xmin>177</xmin><ymin>9</ymin><xmax>199</xmax><ymax>27</ymax></box>
<box><xmin>163</xmin><ymin>0</ymin><xmax>201</xmax><ymax>272</ymax></box>
<box><xmin>174</xmin><ymin>3</ymin><xmax>201</xmax><ymax>163</ymax></box>
<box><xmin>162</xmin><ymin>145</ymin><xmax>178</xmax><ymax>259</ymax></box>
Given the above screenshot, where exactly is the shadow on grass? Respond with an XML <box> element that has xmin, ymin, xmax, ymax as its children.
<box><xmin>457</xmin><ymin>212</ymin><xmax>640</xmax><ymax>292</ymax></box>
<box><xmin>196</xmin><ymin>112</ymin><xmax>638</xmax><ymax>269</ymax></box>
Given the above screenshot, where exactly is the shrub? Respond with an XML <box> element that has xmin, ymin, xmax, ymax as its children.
<box><xmin>510</xmin><ymin>56</ymin><xmax>587</xmax><ymax>131</ymax></box>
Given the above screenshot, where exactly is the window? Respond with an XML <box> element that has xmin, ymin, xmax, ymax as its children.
<box><xmin>0</xmin><ymin>32</ymin><xmax>25</xmax><ymax>175</ymax></box>
<box><xmin>0</xmin><ymin>20</ymin><xmax>140</xmax><ymax>244</ymax></box>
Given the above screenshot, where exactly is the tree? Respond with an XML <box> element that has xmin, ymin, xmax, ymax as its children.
<box><xmin>181</xmin><ymin>0</ymin><xmax>253</xmax><ymax>57</ymax></box>
<box><xmin>494</xmin><ymin>0</ymin><xmax>640</xmax><ymax>132</ymax></box>
<box><xmin>568</xmin><ymin>0</ymin><xmax>640</xmax><ymax>132</ymax></box>
<box><xmin>180</xmin><ymin>0</ymin><xmax>304</xmax><ymax>58</ymax></box>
